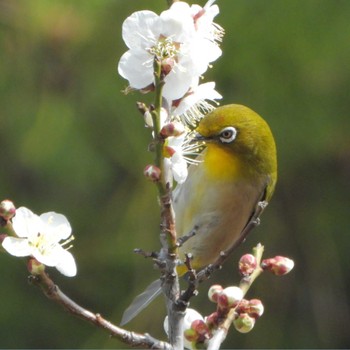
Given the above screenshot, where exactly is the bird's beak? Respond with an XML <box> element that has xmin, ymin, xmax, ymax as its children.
<box><xmin>191</xmin><ymin>132</ymin><xmax>208</xmax><ymax>142</ymax></box>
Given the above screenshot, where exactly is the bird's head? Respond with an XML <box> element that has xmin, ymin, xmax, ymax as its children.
<box><xmin>195</xmin><ymin>104</ymin><xmax>277</xmax><ymax>191</ymax></box>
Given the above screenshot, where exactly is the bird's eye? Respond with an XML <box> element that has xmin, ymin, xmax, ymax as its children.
<box><xmin>219</xmin><ymin>127</ymin><xmax>237</xmax><ymax>143</ymax></box>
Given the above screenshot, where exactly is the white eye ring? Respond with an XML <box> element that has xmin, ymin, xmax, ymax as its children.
<box><xmin>219</xmin><ymin>127</ymin><xmax>237</xmax><ymax>143</ymax></box>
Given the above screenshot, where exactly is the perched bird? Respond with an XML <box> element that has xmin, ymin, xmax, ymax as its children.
<box><xmin>121</xmin><ymin>104</ymin><xmax>277</xmax><ymax>325</ymax></box>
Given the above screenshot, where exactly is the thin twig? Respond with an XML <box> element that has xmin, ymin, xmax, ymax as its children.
<box><xmin>29</xmin><ymin>272</ymin><xmax>172</xmax><ymax>350</ymax></box>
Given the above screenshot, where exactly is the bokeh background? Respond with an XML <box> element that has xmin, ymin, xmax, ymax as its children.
<box><xmin>1</xmin><ymin>0</ymin><xmax>349</xmax><ymax>348</ymax></box>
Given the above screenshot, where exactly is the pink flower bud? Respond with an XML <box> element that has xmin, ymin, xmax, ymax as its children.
<box><xmin>235</xmin><ymin>299</ymin><xmax>250</xmax><ymax>314</ymax></box>
<box><xmin>0</xmin><ymin>200</ymin><xmax>16</xmax><ymax>221</ymax></box>
<box><xmin>217</xmin><ymin>286</ymin><xmax>243</xmax><ymax>310</ymax></box>
<box><xmin>205</xmin><ymin>311</ymin><xmax>220</xmax><ymax>329</ymax></box>
<box><xmin>239</xmin><ymin>254</ymin><xmax>257</xmax><ymax>276</ymax></box>
<box><xmin>27</xmin><ymin>258</ymin><xmax>45</xmax><ymax>275</ymax></box>
<box><xmin>143</xmin><ymin>165</ymin><xmax>161</xmax><ymax>182</ymax></box>
<box><xmin>160</xmin><ymin>122</ymin><xmax>185</xmax><ymax>138</ymax></box>
<box><xmin>233</xmin><ymin>313</ymin><xmax>256</xmax><ymax>333</ymax></box>
<box><xmin>261</xmin><ymin>256</ymin><xmax>294</xmax><ymax>276</ymax></box>
<box><xmin>191</xmin><ymin>319</ymin><xmax>211</xmax><ymax>341</ymax></box>
<box><xmin>248</xmin><ymin>299</ymin><xmax>264</xmax><ymax>318</ymax></box>
<box><xmin>208</xmin><ymin>284</ymin><xmax>223</xmax><ymax>303</ymax></box>
<box><xmin>184</xmin><ymin>328</ymin><xmax>199</xmax><ymax>342</ymax></box>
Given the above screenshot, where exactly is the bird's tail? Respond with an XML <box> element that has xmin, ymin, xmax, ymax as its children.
<box><xmin>120</xmin><ymin>279</ymin><xmax>162</xmax><ymax>326</ymax></box>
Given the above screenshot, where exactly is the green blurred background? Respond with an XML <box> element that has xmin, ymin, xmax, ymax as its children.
<box><xmin>1</xmin><ymin>0</ymin><xmax>349</xmax><ymax>348</ymax></box>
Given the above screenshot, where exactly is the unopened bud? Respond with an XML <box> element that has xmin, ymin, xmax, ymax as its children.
<box><xmin>239</xmin><ymin>254</ymin><xmax>257</xmax><ymax>276</ymax></box>
<box><xmin>184</xmin><ymin>328</ymin><xmax>199</xmax><ymax>342</ymax></box>
<box><xmin>235</xmin><ymin>299</ymin><xmax>250</xmax><ymax>314</ymax></box>
<box><xmin>208</xmin><ymin>284</ymin><xmax>223</xmax><ymax>303</ymax></box>
<box><xmin>0</xmin><ymin>200</ymin><xmax>16</xmax><ymax>221</ymax></box>
<box><xmin>248</xmin><ymin>299</ymin><xmax>264</xmax><ymax>318</ymax></box>
<box><xmin>143</xmin><ymin>165</ymin><xmax>161</xmax><ymax>182</ymax></box>
<box><xmin>217</xmin><ymin>286</ymin><xmax>243</xmax><ymax>310</ymax></box>
<box><xmin>28</xmin><ymin>258</ymin><xmax>45</xmax><ymax>275</ymax></box>
<box><xmin>205</xmin><ymin>311</ymin><xmax>220</xmax><ymax>329</ymax></box>
<box><xmin>261</xmin><ymin>256</ymin><xmax>294</xmax><ymax>276</ymax></box>
<box><xmin>143</xmin><ymin>111</ymin><xmax>153</xmax><ymax>128</ymax></box>
<box><xmin>160</xmin><ymin>122</ymin><xmax>185</xmax><ymax>138</ymax></box>
<box><xmin>233</xmin><ymin>313</ymin><xmax>255</xmax><ymax>333</ymax></box>
<box><xmin>191</xmin><ymin>319</ymin><xmax>211</xmax><ymax>341</ymax></box>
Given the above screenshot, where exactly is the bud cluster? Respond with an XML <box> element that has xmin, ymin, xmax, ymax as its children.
<box><xmin>173</xmin><ymin>248</ymin><xmax>294</xmax><ymax>347</ymax></box>
<box><xmin>205</xmin><ymin>283</ymin><xmax>264</xmax><ymax>334</ymax></box>
<box><xmin>261</xmin><ymin>256</ymin><xmax>294</xmax><ymax>276</ymax></box>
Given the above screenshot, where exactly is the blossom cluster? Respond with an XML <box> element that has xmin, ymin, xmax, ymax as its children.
<box><xmin>164</xmin><ymin>248</ymin><xmax>294</xmax><ymax>349</ymax></box>
<box><xmin>118</xmin><ymin>0</ymin><xmax>224</xmax><ymax>184</ymax></box>
<box><xmin>0</xmin><ymin>202</ymin><xmax>76</xmax><ymax>277</ymax></box>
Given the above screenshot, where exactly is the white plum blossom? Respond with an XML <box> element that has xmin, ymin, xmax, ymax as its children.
<box><xmin>171</xmin><ymin>81</ymin><xmax>222</xmax><ymax>125</ymax></box>
<box><xmin>164</xmin><ymin>308</ymin><xmax>204</xmax><ymax>349</ymax></box>
<box><xmin>118</xmin><ymin>0</ymin><xmax>223</xmax><ymax>102</ymax></box>
<box><xmin>163</xmin><ymin>131</ymin><xmax>201</xmax><ymax>185</ymax></box>
<box><xmin>2</xmin><ymin>207</ymin><xmax>77</xmax><ymax>277</ymax></box>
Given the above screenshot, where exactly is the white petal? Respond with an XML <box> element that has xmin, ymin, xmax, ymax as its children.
<box><xmin>40</xmin><ymin>212</ymin><xmax>72</xmax><ymax>240</ymax></box>
<box><xmin>12</xmin><ymin>207</ymin><xmax>41</xmax><ymax>238</ymax></box>
<box><xmin>163</xmin><ymin>67</ymin><xmax>194</xmax><ymax>101</ymax></box>
<box><xmin>171</xmin><ymin>154</ymin><xmax>188</xmax><ymax>184</ymax></box>
<box><xmin>173</xmin><ymin>82</ymin><xmax>221</xmax><ymax>116</ymax></box>
<box><xmin>167</xmin><ymin>134</ymin><xmax>186</xmax><ymax>149</ymax></box>
<box><xmin>55</xmin><ymin>250</ymin><xmax>77</xmax><ymax>277</ymax></box>
<box><xmin>118</xmin><ymin>50</ymin><xmax>154</xmax><ymax>89</ymax></box>
<box><xmin>33</xmin><ymin>248</ymin><xmax>60</xmax><ymax>267</ymax></box>
<box><xmin>160</xmin><ymin>3</ymin><xmax>194</xmax><ymax>42</ymax></box>
<box><xmin>122</xmin><ymin>10</ymin><xmax>160</xmax><ymax>50</ymax></box>
<box><xmin>2</xmin><ymin>237</ymin><xmax>32</xmax><ymax>257</ymax></box>
<box><xmin>184</xmin><ymin>308</ymin><xmax>204</xmax><ymax>329</ymax></box>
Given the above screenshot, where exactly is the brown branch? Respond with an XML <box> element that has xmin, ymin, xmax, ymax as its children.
<box><xmin>29</xmin><ymin>272</ymin><xmax>172</xmax><ymax>350</ymax></box>
<box><xmin>159</xmin><ymin>189</ymin><xmax>183</xmax><ymax>349</ymax></box>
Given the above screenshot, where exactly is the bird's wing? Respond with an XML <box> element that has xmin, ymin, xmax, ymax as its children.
<box><xmin>120</xmin><ymin>279</ymin><xmax>162</xmax><ymax>326</ymax></box>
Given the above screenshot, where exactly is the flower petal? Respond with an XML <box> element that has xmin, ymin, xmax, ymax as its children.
<box><xmin>55</xmin><ymin>250</ymin><xmax>77</xmax><ymax>277</ymax></box>
<box><xmin>118</xmin><ymin>50</ymin><xmax>154</xmax><ymax>89</ymax></box>
<box><xmin>12</xmin><ymin>207</ymin><xmax>41</xmax><ymax>238</ymax></box>
<box><xmin>122</xmin><ymin>10</ymin><xmax>160</xmax><ymax>50</ymax></box>
<box><xmin>163</xmin><ymin>66</ymin><xmax>194</xmax><ymax>101</ymax></box>
<box><xmin>160</xmin><ymin>2</ymin><xmax>194</xmax><ymax>42</ymax></box>
<box><xmin>2</xmin><ymin>237</ymin><xmax>32</xmax><ymax>257</ymax></box>
<box><xmin>171</xmin><ymin>153</ymin><xmax>188</xmax><ymax>184</ymax></box>
<box><xmin>40</xmin><ymin>212</ymin><xmax>72</xmax><ymax>240</ymax></box>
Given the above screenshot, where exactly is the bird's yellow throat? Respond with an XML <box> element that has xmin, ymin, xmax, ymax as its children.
<box><xmin>203</xmin><ymin>143</ymin><xmax>245</xmax><ymax>181</ymax></box>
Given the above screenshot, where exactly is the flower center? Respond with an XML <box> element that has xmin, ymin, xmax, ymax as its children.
<box><xmin>149</xmin><ymin>35</ymin><xmax>180</xmax><ymax>61</ymax></box>
<box><xmin>28</xmin><ymin>232</ymin><xmax>74</xmax><ymax>256</ymax></box>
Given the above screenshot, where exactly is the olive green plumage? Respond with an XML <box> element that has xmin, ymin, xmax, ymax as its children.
<box><xmin>175</xmin><ymin>104</ymin><xmax>277</xmax><ymax>273</ymax></box>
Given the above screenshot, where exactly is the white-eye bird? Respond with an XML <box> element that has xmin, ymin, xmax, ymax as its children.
<box><xmin>121</xmin><ymin>104</ymin><xmax>277</xmax><ymax>325</ymax></box>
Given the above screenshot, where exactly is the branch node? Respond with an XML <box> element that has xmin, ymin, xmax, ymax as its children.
<box><xmin>176</xmin><ymin>225</ymin><xmax>198</xmax><ymax>247</ymax></box>
<box><xmin>134</xmin><ymin>248</ymin><xmax>159</xmax><ymax>259</ymax></box>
